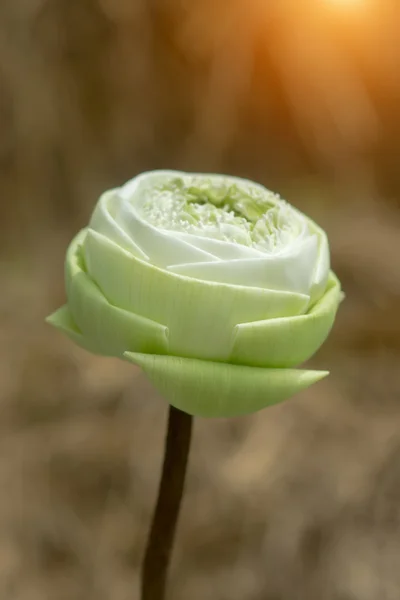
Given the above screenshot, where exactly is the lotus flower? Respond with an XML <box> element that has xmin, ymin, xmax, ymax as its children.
<box><xmin>47</xmin><ymin>170</ymin><xmax>342</xmax><ymax>417</ymax></box>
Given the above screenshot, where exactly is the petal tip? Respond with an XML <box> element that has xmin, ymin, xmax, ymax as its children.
<box><xmin>124</xmin><ymin>351</ymin><xmax>149</xmax><ymax>367</ymax></box>
<box><xmin>306</xmin><ymin>369</ymin><xmax>329</xmax><ymax>383</ymax></box>
<box><xmin>45</xmin><ymin>313</ymin><xmax>56</xmax><ymax>326</ymax></box>
<box><xmin>45</xmin><ymin>305</ymin><xmax>69</xmax><ymax>329</ymax></box>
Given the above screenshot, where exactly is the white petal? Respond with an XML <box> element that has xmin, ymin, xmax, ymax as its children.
<box><xmin>169</xmin><ymin>235</ymin><xmax>319</xmax><ymax>295</ymax></box>
<box><xmin>171</xmin><ymin>232</ymin><xmax>265</xmax><ymax>260</ymax></box>
<box><xmin>115</xmin><ymin>200</ymin><xmax>220</xmax><ymax>267</ymax></box>
<box><xmin>309</xmin><ymin>227</ymin><xmax>330</xmax><ymax>305</ymax></box>
<box><xmin>89</xmin><ymin>191</ymin><xmax>148</xmax><ymax>260</ymax></box>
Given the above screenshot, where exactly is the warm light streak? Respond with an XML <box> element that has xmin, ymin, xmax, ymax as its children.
<box><xmin>326</xmin><ymin>0</ymin><xmax>367</xmax><ymax>8</ymax></box>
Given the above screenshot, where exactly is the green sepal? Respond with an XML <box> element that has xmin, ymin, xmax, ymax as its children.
<box><xmin>46</xmin><ymin>305</ymin><xmax>104</xmax><ymax>355</ymax></box>
<box><xmin>230</xmin><ymin>272</ymin><xmax>341</xmax><ymax>368</ymax></box>
<box><xmin>61</xmin><ymin>230</ymin><xmax>169</xmax><ymax>357</ymax></box>
<box><xmin>124</xmin><ymin>352</ymin><xmax>328</xmax><ymax>418</ymax></box>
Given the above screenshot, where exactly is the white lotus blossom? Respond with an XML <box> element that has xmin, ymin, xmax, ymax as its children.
<box><xmin>47</xmin><ymin>170</ymin><xmax>342</xmax><ymax>417</ymax></box>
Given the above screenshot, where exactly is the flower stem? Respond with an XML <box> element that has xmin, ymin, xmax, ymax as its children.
<box><xmin>141</xmin><ymin>405</ymin><xmax>193</xmax><ymax>600</ymax></box>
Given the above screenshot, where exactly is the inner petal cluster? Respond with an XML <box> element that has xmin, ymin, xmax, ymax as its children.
<box><xmin>88</xmin><ymin>171</ymin><xmax>329</xmax><ymax>302</ymax></box>
<box><xmin>137</xmin><ymin>175</ymin><xmax>306</xmax><ymax>254</ymax></box>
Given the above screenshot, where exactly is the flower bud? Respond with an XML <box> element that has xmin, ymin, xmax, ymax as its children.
<box><xmin>47</xmin><ymin>171</ymin><xmax>342</xmax><ymax>417</ymax></box>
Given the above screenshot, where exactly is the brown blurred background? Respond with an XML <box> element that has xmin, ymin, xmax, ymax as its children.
<box><xmin>1</xmin><ymin>0</ymin><xmax>400</xmax><ymax>598</ymax></box>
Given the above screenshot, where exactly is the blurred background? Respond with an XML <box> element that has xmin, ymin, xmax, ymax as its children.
<box><xmin>1</xmin><ymin>0</ymin><xmax>400</xmax><ymax>598</ymax></box>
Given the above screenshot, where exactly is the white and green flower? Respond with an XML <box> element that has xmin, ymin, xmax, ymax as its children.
<box><xmin>47</xmin><ymin>170</ymin><xmax>342</xmax><ymax>417</ymax></box>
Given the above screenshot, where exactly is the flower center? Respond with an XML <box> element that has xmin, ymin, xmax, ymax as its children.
<box><xmin>138</xmin><ymin>176</ymin><xmax>306</xmax><ymax>253</ymax></box>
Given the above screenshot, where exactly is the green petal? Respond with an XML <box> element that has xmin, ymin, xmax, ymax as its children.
<box><xmin>84</xmin><ymin>229</ymin><xmax>310</xmax><ymax>361</ymax></box>
<box><xmin>46</xmin><ymin>305</ymin><xmax>104</xmax><ymax>354</ymax></box>
<box><xmin>230</xmin><ymin>271</ymin><xmax>341</xmax><ymax>368</ymax></box>
<box><xmin>124</xmin><ymin>352</ymin><xmax>329</xmax><ymax>418</ymax></box>
<box><xmin>64</xmin><ymin>231</ymin><xmax>169</xmax><ymax>358</ymax></box>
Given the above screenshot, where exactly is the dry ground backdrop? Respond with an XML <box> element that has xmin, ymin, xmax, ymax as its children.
<box><xmin>1</xmin><ymin>1</ymin><xmax>400</xmax><ymax>599</ymax></box>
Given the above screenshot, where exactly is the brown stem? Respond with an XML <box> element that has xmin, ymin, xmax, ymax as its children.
<box><xmin>141</xmin><ymin>405</ymin><xmax>193</xmax><ymax>600</ymax></box>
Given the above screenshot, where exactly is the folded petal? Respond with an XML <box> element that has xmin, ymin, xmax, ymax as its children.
<box><xmin>89</xmin><ymin>191</ymin><xmax>149</xmax><ymax>260</ymax></box>
<box><xmin>308</xmin><ymin>220</ymin><xmax>330</xmax><ymax>306</ymax></box>
<box><xmin>125</xmin><ymin>352</ymin><xmax>329</xmax><ymax>418</ymax></box>
<box><xmin>170</xmin><ymin>232</ymin><xmax>265</xmax><ymax>260</ymax></box>
<box><xmin>83</xmin><ymin>229</ymin><xmax>310</xmax><ymax>361</ymax></box>
<box><xmin>230</xmin><ymin>272</ymin><xmax>341</xmax><ymax>368</ymax></box>
<box><xmin>168</xmin><ymin>235</ymin><xmax>318</xmax><ymax>294</ymax></box>
<box><xmin>65</xmin><ymin>230</ymin><xmax>169</xmax><ymax>357</ymax></box>
<box><xmin>115</xmin><ymin>200</ymin><xmax>220</xmax><ymax>267</ymax></box>
<box><xmin>46</xmin><ymin>305</ymin><xmax>104</xmax><ymax>354</ymax></box>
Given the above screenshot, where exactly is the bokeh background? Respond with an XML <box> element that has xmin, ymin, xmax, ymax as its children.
<box><xmin>1</xmin><ymin>0</ymin><xmax>400</xmax><ymax>598</ymax></box>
